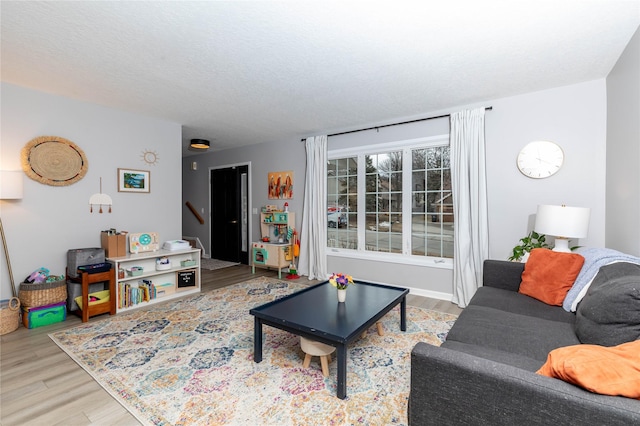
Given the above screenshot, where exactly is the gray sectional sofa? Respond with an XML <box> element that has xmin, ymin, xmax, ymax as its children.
<box><xmin>409</xmin><ymin>259</ymin><xmax>640</xmax><ymax>425</ymax></box>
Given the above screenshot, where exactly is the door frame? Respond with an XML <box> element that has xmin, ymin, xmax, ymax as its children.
<box><xmin>208</xmin><ymin>161</ymin><xmax>252</xmax><ymax>263</ymax></box>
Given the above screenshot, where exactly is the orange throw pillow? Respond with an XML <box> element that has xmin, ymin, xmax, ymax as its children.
<box><xmin>518</xmin><ymin>248</ymin><xmax>584</xmax><ymax>305</ymax></box>
<box><xmin>537</xmin><ymin>340</ymin><xmax>640</xmax><ymax>399</ymax></box>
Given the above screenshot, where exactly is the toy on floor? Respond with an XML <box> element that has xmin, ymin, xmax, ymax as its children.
<box><xmin>286</xmin><ymin>231</ymin><xmax>300</xmax><ymax>279</ymax></box>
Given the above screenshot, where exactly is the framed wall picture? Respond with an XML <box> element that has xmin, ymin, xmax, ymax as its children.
<box><xmin>268</xmin><ymin>170</ymin><xmax>293</xmax><ymax>199</ymax></box>
<box><xmin>118</xmin><ymin>168</ymin><xmax>150</xmax><ymax>193</ymax></box>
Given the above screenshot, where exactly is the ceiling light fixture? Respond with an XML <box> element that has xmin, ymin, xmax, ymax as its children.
<box><xmin>190</xmin><ymin>139</ymin><xmax>210</xmax><ymax>149</ymax></box>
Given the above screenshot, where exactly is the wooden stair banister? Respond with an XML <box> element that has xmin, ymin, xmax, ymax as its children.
<box><xmin>186</xmin><ymin>201</ymin><xmax>205</xmax><ymax>224</ymax></box>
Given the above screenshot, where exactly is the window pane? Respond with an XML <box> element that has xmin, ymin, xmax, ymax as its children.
<box><xmin>390</xmin><ymin>171</ymin><xmax>402</xmax><ymax>191</ymax></box>
<box><xmin>441</xmin><ymin>148</ymin><xmax>451</xmax><ymax>168</ymax></box>
<box><xmin>347</xmin><ymin>157</ymin><xmax>358</xmax><ymax>174</ymax></box>
<box><xmin>412</xmin><ymin>149</ymin><xmax>426</xmax><ymax>169</ymax></box>
<box><xmin>363</xmin><ymin>144</ymin><xmax>403</xmax><ymax>253</ymax></box>
<box><xmin>377</xmin><ymin>173</ymin><xmax>388</xmax><ymax>192</ymax></box>
<box><xmin>327</xmin><ymin>156</ymin><xmax>356</xmax><ymax>239</ymax></box>
<box><xmin>365</xmin><ymin>174</ymin><xmax>376</xmax><ymax>192</ymax></box>
<box><xmin>413</xmin><ymin>193</ymin><xmax>425</xmax><ymax>213</ymax></box>
<box><xmin>328</xmin><ymin>143</ymin><xmax>452</xmax><ymax>259</ymax></box>
<box><xmin>365</xmin><ymin>154</ymin><xmax>377</xmax><ymax>169</ymax></box>
<box><xmin>411</xmin><ymin>146</ymin><xmax>453</xmax><ymax>258</ymax></box>
<box><xmin>426</xmin><ymin>149</ymin><xmax>439</xmax><ymax>169</ymax></box>
<box><xmin>426</xmin><ymin>170</ymin><xmax>442</xmax><ymax>189</ymax></box>
<box><xmin>388</xmin><ymin>151</ymin><xmax>402</xmax><ymax>172</ymax></box>
<box><xmin>365</xmin><ymin>213</ymin><xmax>377</xmax><ymax>230</ymax></box>
<box><xmin>390</xmin><ymin>193</ymin><xmax>402</xmax><ymax>212</ymax></box>
<box><xmin>412</xmin><ymin>171</ymin><xmax>425</xmax><ymax>191</ymax></box>
<box><xmin>365</xmin><ymin>193</ymin><xmax>377</xmax><ymax>213</ymax></box>
<box><xmin>347</xmin><ymin>194</ymin><xmax>357</xmax><ymax>212</ymax></box>
<box><xmin>327</xmin><ymin>176</ymin><xmax>338</xmax><ymax>195</ymax></box>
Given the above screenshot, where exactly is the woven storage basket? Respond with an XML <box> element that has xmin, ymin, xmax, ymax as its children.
<box><xmin>19</xmin><ymin>279</ymin><xmax>67</xmax><ymax>308</ymax></box>
<box><xmin>0</xmin><ymin>297</ymin><xmax>21</xmax><ymax>335</ymax></box>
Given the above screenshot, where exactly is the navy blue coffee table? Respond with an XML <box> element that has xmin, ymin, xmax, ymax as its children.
<box><xmin>250</xmin><ymin>280</ymin><xmax>408</xmax><ymax>399</ymax></box>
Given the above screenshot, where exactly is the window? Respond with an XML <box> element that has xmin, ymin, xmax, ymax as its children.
<box><xmin>327</xmin><ymin>135</ymin><xmax>453</xmax><ymax>262</ymax></box>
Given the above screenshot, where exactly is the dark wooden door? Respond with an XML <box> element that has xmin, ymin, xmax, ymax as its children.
<box><xmin>210</xmin><ymin>166</ymin><xmax>249</xmax><ymax>264</ymax></box>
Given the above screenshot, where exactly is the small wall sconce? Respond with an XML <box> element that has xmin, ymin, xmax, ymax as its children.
<box><xmin>191</xmin><ymin>161</ymin><xmax>198</xmax><ymax>171</ymax></box>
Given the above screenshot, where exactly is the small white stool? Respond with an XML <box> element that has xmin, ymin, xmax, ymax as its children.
<box><xmin>300</xmin><ymin>336</ymin><xmax>336</xmax><ymax>377</ymax></box>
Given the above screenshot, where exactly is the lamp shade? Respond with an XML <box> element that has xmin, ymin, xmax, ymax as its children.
<box><xmin>190</xmin><ymin>139</ymin><xmax>210</xmax><ymax>149</ymax></box>
<box><xmin>534</xmin><ymin>205</ymin><xmax>590</xmax><ymax>238</ymax></box>
<box><xmin>0</xmin><ymin>171</ymin><xmax>23</xmax><ymax>199</ymax></box>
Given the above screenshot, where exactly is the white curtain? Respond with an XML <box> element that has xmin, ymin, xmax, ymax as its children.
<box><xmin>298</xmin><ymin>135</ymin><xmax>328</xmax><ymax>280</ymax></box>
<box><xmin>450</xmin><ymin>108</ymin><xmax>489</xmax><ymax>308</ymax></box>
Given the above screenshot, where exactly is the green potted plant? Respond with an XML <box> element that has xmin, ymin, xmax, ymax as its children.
<box><xmin>508</xmin><ymin>231</ymin><xmax>549</xmax><ymax>262</ymax></box>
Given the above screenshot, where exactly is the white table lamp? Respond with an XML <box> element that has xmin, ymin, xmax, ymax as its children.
<box><xmin>534</xmin><ymin>204</ymin><xmax>590</xmax><ymax>252</ymax></box>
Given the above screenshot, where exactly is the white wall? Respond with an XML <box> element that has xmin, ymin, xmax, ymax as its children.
<box><xmin>328</xmin><ymin>80</ymin><xmax>606</xmax><ymax>299</ymax></box>
<box><xmin>606</xmin><ymin>27</ymin><xmax>640</xmax><ymax>256</ymax></box>
<box><xmin>486</xmin><ymin>79</ymin><xmax>607</xmax><ymax>257</ymax></box>
<box><xmin>0</xmin><ymin>83</ymin><xmax>183</xmax><ymax>300</ymax></box>
<box><xmin>182</xmin><ymin>79</ymin><xmax>608</xmax><ymax>301</ymax></box>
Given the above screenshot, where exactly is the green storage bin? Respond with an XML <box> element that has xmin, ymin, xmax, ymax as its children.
<box><xmin>22</xmin><ymin>301</ymin><xmax>66</xmax><ymax>329</ymax></box>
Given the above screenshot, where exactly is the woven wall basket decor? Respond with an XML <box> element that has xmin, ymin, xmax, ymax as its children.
<box><xmin>21</xmin><ymin>136</ymin><xmax>88</xmax><ymax>186</ymax></box>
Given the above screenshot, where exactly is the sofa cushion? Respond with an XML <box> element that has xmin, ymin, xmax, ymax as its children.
<box><xmin>575</xmin><ymin>262</ymin><xmax>640</xmax><ymax>346</ymax></box>
<box><xmin>518</xmin><ymin>248</ymin><xmax>584</xmax><ymax>306</ymax></box>
<box><xmin>537</xmin><ymin>340</ymin><xmax>640</xmax><ymax>399</ymax></box>
<box><xmin>563</xmin><ymin>247</ymin><xmax>640</xmax><ymax>312</ymax></box>
<box><xmin>445</xmin><ymin>305</ymin><xmax>581</xmax><ymax>362</ymax></box>
<box><xmin>442</xmin><ymin>340</ymin><xmax>544</xmax><ymax>371</ymax></box>
<box><xmin>470</xmin><ymin>286</ymin><xmax>575</xmax><ymax>324</ymax></box>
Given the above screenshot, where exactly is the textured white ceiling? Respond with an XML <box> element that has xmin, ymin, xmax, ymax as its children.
<box><xmin>2</xmin><ymin>1</ymin><xmax>639</xmax><ymax>156</ymax></box>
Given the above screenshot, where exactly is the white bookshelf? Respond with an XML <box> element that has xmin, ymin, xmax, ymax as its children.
<box><xmin>108</xmin><ymin>248</ymin><xmax>201</xmax><ymax>313</ymax></box>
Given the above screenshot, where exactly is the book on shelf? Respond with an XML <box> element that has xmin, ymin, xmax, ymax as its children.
<box><xmin>118</xmin><ymin>280</ymin><xmax>158</xmax><ymax>309</ymax></box>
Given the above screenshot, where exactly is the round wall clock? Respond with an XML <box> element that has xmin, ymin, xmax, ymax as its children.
<box><xmin>516</xmin><ymin>141</ymin><xmax>564</xmax><ymax>179</ymax></box>
<box><xmin>21</xmin><ymin>136</ymin><xmax>88</xmax><ymax>186</ymax></box>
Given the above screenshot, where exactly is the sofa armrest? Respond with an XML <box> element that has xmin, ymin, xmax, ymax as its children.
<box><xmin>482</xmin><ymin>259</ymin><xmax>525</xmax><ymax>292</ymax></box>
<box><xmin>409</xmin><ymin>342</ymin><xmax>640</xmax><ymax>426</ymax></box>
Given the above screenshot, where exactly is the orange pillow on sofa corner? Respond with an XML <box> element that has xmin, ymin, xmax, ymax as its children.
<box><xmin>518</xmin><ymin>248</ymin><xmax>584</xmax><ymax>305</ymax></box>
<box><xmin>537</xmin><ymin>340</ymin><xmax>640</xmax><ymax>399</ymax></box>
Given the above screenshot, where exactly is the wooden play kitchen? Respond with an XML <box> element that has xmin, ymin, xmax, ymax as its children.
<box><xmin>251</xmin><ymin>208</ymin><xmax>295</xmax><ymax>279</ymax></box>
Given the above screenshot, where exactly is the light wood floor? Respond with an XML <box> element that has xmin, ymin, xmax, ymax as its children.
<box><xmin>0</xmin><ymin>265</ymin><xmax>461</xmax><ymax>425</ymax></box>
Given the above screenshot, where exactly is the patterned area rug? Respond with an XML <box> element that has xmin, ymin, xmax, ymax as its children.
<box><xmin>49</xmin><ymin>278</ymin><xmax>457</xmax><ymax>425</ymax></box>
<box><xmin>199</xmin><ymin>258</ymin><xmax>240</xmax><ymax>270</ymax></box>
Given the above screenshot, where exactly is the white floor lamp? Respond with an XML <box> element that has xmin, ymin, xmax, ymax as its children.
<box><xmin>0</xmin><ymin>171</ymin><xmax>23</xmax><ymax>298</ymax></box>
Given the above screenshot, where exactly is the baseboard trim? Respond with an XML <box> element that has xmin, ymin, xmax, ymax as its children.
<box><xmin>406</xmin><ymin>286</ymin><xmax>453</xmax><ymax>302</ymax></box>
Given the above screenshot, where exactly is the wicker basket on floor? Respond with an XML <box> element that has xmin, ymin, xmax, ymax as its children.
<box><xmin>19</xmin><ymin>279</ymin><xmax>67</xmax><ymax>308</ymax></box>
<box><xmin>0</xmin><ymin>297</ymin><xmax>21</xmax><ymax>335</ymax></box>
